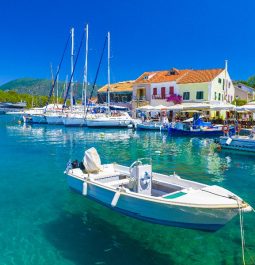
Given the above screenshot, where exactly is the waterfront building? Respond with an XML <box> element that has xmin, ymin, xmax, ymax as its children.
<box><xmin>132</xmin><ymin>61</ymin><xmax>235</xmax><ymax>109</ymax></box>
<box><xmin>97</xmin><ymin>80</ymin><xmax>134</xmax><ymax>108</ymax></box>
<box><xmin>234</xmin><ymin>82</ymin><xmax>255</xmax><ymax>102</ymax></box>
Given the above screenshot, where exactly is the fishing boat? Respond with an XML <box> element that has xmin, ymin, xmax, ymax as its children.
<box><xmin>65</xmin><ymin>147</ymin><xmax>251</xmax><ymax>231</ymax></box>
<box><xmin>169</xmin><ymin>114</ymin><xmax>234</xmax><ymax>136</ymax></box>
<box><xmin>216</xmin><ymin>127</ymin><xmax>255</xmax><ymax>152</ymax></box>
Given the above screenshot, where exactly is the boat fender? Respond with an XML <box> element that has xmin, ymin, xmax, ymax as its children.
<box><xmin>111</xmin><ymin>191</ymin><xmax>121</xmax><ymax>207</ymax></box>
<box><xmin>222</xmin><ymin>125</ymin><xmax>229</xmax><ymax>134</ymax></box>
<box><xmin>82</xmin><ymin>182</ymin><xmax>88</xmax><ymax>196</ymax></box>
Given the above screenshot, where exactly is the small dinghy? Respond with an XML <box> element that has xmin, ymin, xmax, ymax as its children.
<box><xmin>65</xmin><ymin>148</ymin><xmax>251</xmax><ymax>231</ymax></box>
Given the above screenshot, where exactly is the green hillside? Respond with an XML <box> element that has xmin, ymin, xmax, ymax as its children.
<box><xmin>0</xmin><ymin>78</ymin><xmax>100</xmax><ymax>98</ymax></box>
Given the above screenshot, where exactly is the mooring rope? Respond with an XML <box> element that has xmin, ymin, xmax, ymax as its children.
<box><xmin>237</xmin><ymin>199</ymin><xmax>246</xmax><ymax>265</ymax></box>
<box><xmin>200</xmin><ymin>189</ymin><xmax>252</xmax><ymax>265</ymax></box>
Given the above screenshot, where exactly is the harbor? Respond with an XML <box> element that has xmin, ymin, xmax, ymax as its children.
<box><xmin>1</xmin><ymin>115</ymin><xmax>255</xmax><ymax>264</ymax></box>
<box><xmin>1</xmin><ymin>0</ymin><xmax>255</xmax><ymax>264</ymax></box>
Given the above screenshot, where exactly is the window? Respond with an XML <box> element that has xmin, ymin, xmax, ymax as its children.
<box><xmin>214</xmin><ymin>92</ymin><xmax>217</xmax><ymax>100</ymax></box>
<box><xmin>143</xmin><ymin>75</ymin><xmax>148</xmax><ymax>80</ymax></box>
<box><xmin>228</xmin><ymin>82</ymin><xmax>231</xmax><ymax>88</ymax></box>
<box><xmin>222</xmin><ymin>94</ymin><xmax>224</xmax><ymax>101</ymax></box>
<box><xmin>218</xmin><ymin>93</ymin><xmax>221</xmax><ymax>101</ymax></box>
<box><xmin>196</xmin><ymin>91</ymin><xmax>204</xmax><ymax>100</ymax></box>
<box><xmin>169</xmin><ymin>86</ymin><xmax>174</xmax><ymax>95</ymax></box>
<box><xmin>183</xmin><ymin>92</ymin><xmax>190</xmax><ymax>100</ymax></box>
<box><xmin>153</xmin><ymin>87</ymin><xmax>157</xmax><ymax>95</ymax></box>
<box><xmin>223</xmin><ymin>78</ymin><xmax>225</xmax><ymax>90</ymax></box>
<box><xmin>218</xmin><ymin>78</ymin><xmax>222</xmax><ymax>84</ymax></box>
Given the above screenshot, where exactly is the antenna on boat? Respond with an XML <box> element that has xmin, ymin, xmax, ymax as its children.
<box><xmin>70</xmin><ymin>27</ymin><xmax>74</xmax><ymax>111</ymax></box>
<box><xmin>83</xmin><ymin>24</ymin><xmax>89</xmax><ymax>115</ymax></box>
<box><xmin>107</xmin><ymin>31</ymin><xmax>111</xmax><ymax>112</ymax></box>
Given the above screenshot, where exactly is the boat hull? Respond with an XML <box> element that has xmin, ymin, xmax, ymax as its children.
<box><xmin>63</xmin><ymin>117</ymin><xmax>87</xmax><ymax>127</ymax></box>
<box><xmin>46</xmin><ymin>115</ymin><xmax>64</xmax><ymax>125</ymax></box>
<box><xmin>168</xmin><ymin>127</ymin><xmax>235</xmax><ymax>137</ymax></box>
<box><xmin>137</xmin><ymin>123</ymin><xmax>168</xmax><ymax>131</ymax></box>
<box><xmin>218</xmin><ymin>136</ymin><xmax>255</xmax><ymax>152</ymax></box>
<box><xmin>67</xmin><ymin>175</ymin><xmax>238</xmax><ymax>231</ymax></box>
<box><xmin>23</xmin><ymin>114</ymin><xmax>47</xmax><ymax>124</ymax></box>
<box><xmin>86</xmin><ymin>119</ymin><xmax>132</xmax><ymax>128</ymax></box>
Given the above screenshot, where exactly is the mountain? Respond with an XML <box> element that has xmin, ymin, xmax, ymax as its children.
<box><xmin>0</xmin><ymin>78</ymin><xmax>100</xmax><ymax>98</ymax></box>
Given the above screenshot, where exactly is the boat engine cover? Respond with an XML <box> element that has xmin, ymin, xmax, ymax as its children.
<box><xmin>131</xmin><ymin>164</ymin><xmax>152</xmax><ymax>195</ymax></box>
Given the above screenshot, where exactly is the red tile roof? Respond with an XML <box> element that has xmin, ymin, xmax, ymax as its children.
<box><xmin>135</xmin><ymin>68</ymin><xmax>224</xmax><ymax>84</ymax></box>
<box><xmin>177</xmin><ymin>69</ymin><xmax>224</xmax><ymax>84</ymax></box>
<box><xmin>135</xmin><ymin>69</ymin><xmax>189</xmax><ymax>83</ymax></box>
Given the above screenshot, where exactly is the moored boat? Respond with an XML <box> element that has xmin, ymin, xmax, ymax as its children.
<box><xmin>65</xmin><ymin>148</ymin><xmax>251</xmax><ymax>231</ymax></box>
<box><xmin>137</xmin><ymin>121</ymin><xmax>168</xmax><ymax>131</ymax></box>
<box><xmin>86</xmin><ymin>112</ymin><xmax>133</xmax><ymax>128</ymax></box>
<box><xmin>216</xmin><ymin>127</ymin><xmax>255</xmax><ymax>152</ymax></box>
<box><xmin>169</xmin><ymin>114</ymin><xmax>234</xmax><ymax>137</ymax></box>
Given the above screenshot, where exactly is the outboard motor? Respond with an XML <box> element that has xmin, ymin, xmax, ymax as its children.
<box><xmin>130</xmin><ymin>161</ymin><xmax>152</xmax><ymax>195</ymax></box>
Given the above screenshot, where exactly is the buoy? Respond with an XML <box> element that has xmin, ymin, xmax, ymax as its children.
<box><xmin>111</xmin><ymin>191</ymin><xmax>121</xmax><ymax>207</ymax></box>
<box><xmin>155</xmin><ymin>150</ymin><xmax>161</xmax><ymax>154</ymax></box>
<box><xmin>82</xmin><ymin>182</ymin><xmax>88</xmax><ymax>196</ymax></box>
<box><xmin>18</xmin><ymin>120</ymin><xmax>21</xmax><ymax>125</ymax></box>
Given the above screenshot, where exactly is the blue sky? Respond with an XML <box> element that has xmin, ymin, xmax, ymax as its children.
<box><xmin>0</xmin><ymin>0</ymin><xmax>255</xmax><ymax>85</ymax></box>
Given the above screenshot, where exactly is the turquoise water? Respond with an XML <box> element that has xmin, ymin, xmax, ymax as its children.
<box><xmin>0</xmin><ymin>115</ymin><xmax>255</xmax><ymax>265</ymax></box>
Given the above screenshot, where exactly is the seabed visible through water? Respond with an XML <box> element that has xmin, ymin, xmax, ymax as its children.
<box><xmin>0</xmin><ymin>115</ymin><xmax>255</xmax><ymax>265</ymax></box>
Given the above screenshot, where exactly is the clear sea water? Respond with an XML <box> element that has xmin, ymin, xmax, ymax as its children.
<box><xmin>0</xmin><ymin>115</ymin><xmax>255</xmax><ymax>265</ymax></box>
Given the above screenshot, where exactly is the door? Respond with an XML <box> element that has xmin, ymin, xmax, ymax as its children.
<box><xmin>161</xmin><ymin>87</ymin><xmax>166</xmax><ymax>99</ymax></box>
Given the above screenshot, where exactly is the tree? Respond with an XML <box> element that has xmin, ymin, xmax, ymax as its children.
<box><xmin>247</xmin><ymin>75</ymin><xmax>255</xmax><ymax>88</ymax></box>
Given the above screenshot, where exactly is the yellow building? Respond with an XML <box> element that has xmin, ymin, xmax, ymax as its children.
<box><xmin>132</xmin><ymin>63</ymin><xmax>235</xmax><ymax>108</ymax></box>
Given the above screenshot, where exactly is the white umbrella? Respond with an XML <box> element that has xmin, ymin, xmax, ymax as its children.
<box><xmin>167</xmin><ymin>104</ymin><xmax>184</xmax><ymax>111</ymax></box>
<box><xmin>209</xmin><ymin>103</ymin><xmax>236</xmax><ymax>111</ymax></box>
<box><xmin>182</xmin><ymin>102</ymin><xmax>211</xmax><ymax>110</ymax></box>
<box><xmin>153</xmin><ymin>104</ymin><xmax>169</xmax><ymax>110</ymax></box>
<box><xmin>236</xmin><ymin>101</ymin><xmax>255</xmax><ymax>112</ymax></box>
<box><xmin>137</xmin><ymin>105</ymin><xmax>156</xmax><ymax>111</ymax></box>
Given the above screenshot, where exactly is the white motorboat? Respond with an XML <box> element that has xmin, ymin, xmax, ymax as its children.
<box><xmin>86</xmin><ymin>112</ymin><xmax>133</xmax><ymax>128</ymax></box>
<box><xmin>65</xmin><ymin>148</ymin><xmax>251</xmax><ymax>231</ymax></box>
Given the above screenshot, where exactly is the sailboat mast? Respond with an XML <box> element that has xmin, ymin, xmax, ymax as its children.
<box><xmin>83</xmin><ymin>24</ymin><xmax>89</xmax><ymax>114</ymax></box>
<box><xmin>107</xmin><ymin>32</ymin><xmax>110</xmax><ymax>108</ymax></box>
<box><xmin>56</xmin><ymin>66</ymin><xmax>59</xmax><ymax>105</ymax></box>
<box><xmin>70</xmin><ymin>27</ymin><xmax>74</xmax><ymax>111</ymax></box>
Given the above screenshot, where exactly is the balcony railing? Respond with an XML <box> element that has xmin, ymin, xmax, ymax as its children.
<box><xmin>152</xmin><ymin>95</ymin><xmax>166</xmax><ymax>100</ymax></box>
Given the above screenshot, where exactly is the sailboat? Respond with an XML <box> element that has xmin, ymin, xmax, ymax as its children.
<box><xmin>65</xmin><ymin>147</ymin><xmax>252</xmax><ymax>231</ymax></box>
<box><xmin>46</xmin><ymin>28</ymin><xmax>76</xmax><ymax>125</ymax></box>
<box><xmin>63</xmin><ymin>24</ymin><xmax>89</xmax><ymax>127</ymax></box>
<box><xmin>86</xmin><ymin>32</ymin><xmax>133</xmax><ymax>128</ymax></box>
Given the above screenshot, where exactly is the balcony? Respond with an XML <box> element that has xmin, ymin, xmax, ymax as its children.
<box><xmin>152</xmin><ymin>95</ymin><xmax>167</xmax><ymax>100</ymax></box>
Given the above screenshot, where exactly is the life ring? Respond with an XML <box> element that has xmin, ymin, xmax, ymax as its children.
<box><xmin>222</xmin><ymin>125</ymin><xmax>229</xmax><ymax>133</ymax></box>
<box><xmin>235</xmin><ymin>124</ymin><xmax>241</xmax><ymax>133</ymax></box>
